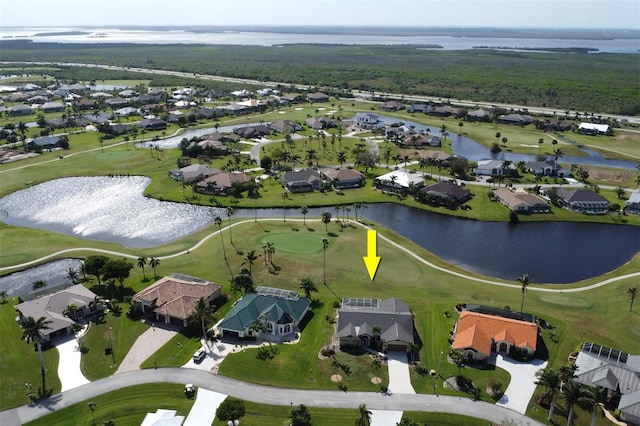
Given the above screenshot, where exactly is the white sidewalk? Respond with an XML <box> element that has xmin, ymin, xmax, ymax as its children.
<box><xmin>492</xmin><ymin>353</ymin><xmax>547</xmax><ymax>414</ymax></box>
<box><xmin>183</xmin><ymin>388</ymin><xmax>227</xmax><ymax>426</ymax></box>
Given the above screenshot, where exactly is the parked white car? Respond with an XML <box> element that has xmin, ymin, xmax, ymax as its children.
<box><xmin>192</xmin><ymin>348</ymin><xmax>206</xmax><ymax>363</ymax></box>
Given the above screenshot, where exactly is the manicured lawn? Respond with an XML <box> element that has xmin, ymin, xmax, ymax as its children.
<box><xmin>400</xmin><ymin>411</ymin><xmax>489</xmax><ymax>426</ymax></box>
<box><xmin>0</xmin><ymin>297</ymin><xmax>61</xmax><ymax>411</ymax></box>
<box><xmin>23</xmin><ymin>383</ymin><xmax>193</xmax><ymax>426</ymax></box>
<box><xmin>79</xmin><ymin>300</ymin><xmax>150</xmax><ymax>381</ymax></box>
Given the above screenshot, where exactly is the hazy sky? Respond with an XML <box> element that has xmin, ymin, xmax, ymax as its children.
<box><xmin>1</xmin><ymin>0</ymin><xmax>638</xmax><ymax>29</ymax></box>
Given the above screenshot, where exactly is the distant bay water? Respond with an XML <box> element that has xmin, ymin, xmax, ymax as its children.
<box><xmin>1</xmin><ymin>26</ymin><xmax>639</xmax><ymax>53</ymax></box>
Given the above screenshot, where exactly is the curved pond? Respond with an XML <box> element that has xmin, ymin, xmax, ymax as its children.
<box><xmin>0</xmin><ymin>258</ymin><xmax>83</xmax><ymax>297</ymax></box>
<box><xmin>0</xmin><ymin>177</ymin><xmax>638</xmax><ymax>283</ymax></box>
<box><xmin>354</xmin><ymin>113</ymin><xmax>638</xmax><ymax>170</ymax></box>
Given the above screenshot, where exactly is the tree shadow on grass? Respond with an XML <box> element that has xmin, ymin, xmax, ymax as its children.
<box><xmin>297</xmin><ymin>310</ymin><xmax>315</xmax><ymax>332</ymax></box>
<box><xmin>306</xmin><ymin>227</ymin><xmax>316</xmax><ymax>232</ymax></box>
<box><xmin>310</xmin><ymin>298</ymin><xmax>324</xmax><ymax>310</ymax></box>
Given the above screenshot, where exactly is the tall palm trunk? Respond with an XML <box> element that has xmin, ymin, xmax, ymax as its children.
<box><xmin>37</xmin><ymin>341</ymin><xmax>46</xmax><ymax>393</ymax></box>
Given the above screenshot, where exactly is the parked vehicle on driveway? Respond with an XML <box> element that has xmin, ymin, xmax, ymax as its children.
<box><xmin>193</xmin><ymin>348</ymin><xmax>206</xmax><ymax>363</ymax></box>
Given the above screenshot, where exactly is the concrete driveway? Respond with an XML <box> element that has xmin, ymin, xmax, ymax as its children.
<box><xmin>370</xmin><ymin>410</ymin><xmax>403</xmax><ymax>426</ymax></box>
<box><xmin>183</xmin><ymin>388</ymin><xmax>227</xmax><ymax>426</ymax></box>
<box><xmin>386</xmin><ymin>351</ymin><xmax>415</xmax><ymax>394</ymax></box>
<box><xmin>55</xmin><ymin>333</ymin><xmax>90</xmax><ymax>392</ymax></box>
<box><xmin>115</xmin><ymin>323</ymin><xmax>179</xmax><ymax>374</ymax></box>
<box><xmin>492</xmin><ymin>353</ymin><xmax>547</xmax><ymax>414</ymax></box>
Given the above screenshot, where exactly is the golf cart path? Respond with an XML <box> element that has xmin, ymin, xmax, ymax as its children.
<box><xmin>1</xmin><ymin>368</ymin><xmax>545</xmax><ymax>426</ymax></box>
<box><xmin>2</xmin><ymin>219</ymin><xmax>637</xmax><ymax>294</ymax></box>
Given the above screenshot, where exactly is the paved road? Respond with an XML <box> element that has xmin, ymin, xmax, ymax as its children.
<box><xmin>0</xmin><ymin>368</ymin><xmax>545</xmax><ymax>426</ymax></box>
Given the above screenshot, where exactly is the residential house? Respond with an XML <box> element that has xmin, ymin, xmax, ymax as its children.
<box><xmin>118</xmin><ymin>89</ymin><xmax>139</xmax><ymax>98</ymax></box>
<box><xmin>526</xmin><ymin>160</ymin><xmax>562</xmax><ymax>177</ymax></box>
<box><xmin>74</xmin><ymin>99</ymin><xmax>97</xmax><ymax>111</ymax></box>
<box><xmin>574</xmin><ymin>342</ymin><xmax>640</xmax><ymax>425</ymax></box>
<box><xmin>452</xmin><ymin>310</ymin><xmax>539</xmax><ymax>362</ymax></box>
<box><xmin>28</xmin><ymin>95</ymin><xmax>51</xmax><ymax>105</ymax></box>
<box><xmin>6</xmin><ymin>104</ymin><xmax>33</xmax><ymax>116</ymax></box>
<box><xmin>624</xmin><ymin>190</ymin><xmax>640</xmax><ymax>215</ymax></box>
<box><xmin>41</xmin><ymin>101</ymin><xmax>66</xmax><ymax>113</ymax></box>
<box><xmin>493</xmin><ymin>188</ymin><xmax>550</xmax><ymax>213</ymax></box>
<box><xmin>466</xmin><ymin>109</ymin><xmax>492</xmax><ymax>122</ymax></box>
<box><xmin>20</xmin><ymin>83</ymin><xmax>42</xmax><ymax>91</ymax></box>
<box><xmin>195</xmin><ymin>107</ymin><xmax>217</xmax><ymax>119</ymax></box>
<box><xmin>556</xmin><ymin>188</ymin><xmax>610</xmax><ymax>214</ymax></box>
<box><xmin>215</xmin><ymin>104</ymin><xmax>252</xmax><ymax>116</ymax></box>
<box><xmin>217</xmin><ymin>286</ymin><xmax>311</xmax><ymax>339</ymax></box>
<box><xmin>84</xmin><ymin>112</ymin><xmax>112</xmax><ymax>124</ymax></box>
<box><xmin>105</xmin><ymin>98</ymin><xmax>130</xmax><ymax>107</ymax></box>
<box><xmin>168</xmin><ymin>164</ymin><xmax>220</xmax><ymax>183</ymax></box>
<box><xmin>268</xmin><ymin>120</ymin><xmax>303</xmax><ymax>134</ymax></box>
<box><xmin>407</xmin><ymin>104</ymin><xmax>426</xmax><ymax>113</ymax></box>
<box><xmin>305</xmin><ymin>116</ymin><xmax>338</xmax><ymax>130</ymax></box>
<box><xmin>373</xmin><ymin>170</ymin><xmax>425</xmax><ymax>194</ymax></box>
<box><xmin>421</xmin><ymin>150</ymin><xmax>458</xmax><ymax>164</ymax></box>
<box><xmin>137</xmin><ymin>117</ymin><xmax>167</xmax><ymax>131</ymax></box>
<box><xmin>28</xmin><ymin>136</ymin><xmax>63</xmax><ymax>150</ymax></box>
<box><xmin>334</xmin><ymin>298</ymin><xmax>415</xmax><ymax>352</ymax></box>
<box><xmin>379</xmin><ymin>100</ymin><xmax>405</xmax><ymax>112</ymax></box>
<box><xmin>90</xmin><ymin>91</ymin><xmax>114</xmax><ymax>99</ymax></box>
<box><xmin>474</xmin><ymin>159</ymin><xmax>515</xmax><ymax>176</ymax></box>
<box><xmin>15</xmin><ymin>284</ymin><xmax>104</xmax><ymax>342</ymax></box>
<box><xmin>194</xmin><ymin>172</ymin><xmax>252</xmax><ymax>195</ymax></box>
<box><xmin>319</xmin><ymin>168</ymin><xmax>364</xmax><ymax>189</ymax></box>
<box><xmin>429</xmin><ymin>105</ymin><xmax>461</xmax><ymax>117</ymax></box>
<box><xmin>307</xmin><ymin>92</ymin><xmax>329</xmax><ymax>102</ymax></box>
<box><xmin>233</xmin><ymin>124</ymin><xmax>271</xmax><ymax>138</ymax></box>
<box><xmin>278</xmin><ymin>94</ymin><xmax>302</xmax><ymax>105</ymax></box>
<box><xmin>543</xmin><ymin>119</ymin><xmax>573</xmax><ymax>132</ymax></box>
<box><xmin>578</xmin><ymin>122</ymin><xmax>610</xmax><ymax>135</ymax></box>
<box><xmin>281</xmin><ymin>169</ymin><xmax>323</xmax><ymax>193</ymax></box>
<box><xmin>132</xmin><ymin>274</ymin><xmax>222</xmax><ymax>327</ymax></box>
<box><xmin>113</xmin><ymin>106</ymin><xmax>139</xmax><ymax>117</ymax></box>
<box><xmin>5</xmin><ymin>93</ymin><xmax>29</xmax><ymax>102</ymax></box>
<box><xmin>109</xmin><ymin>123</ymin><xmax>131</xmax><ymax>135</ymax></box>
<box><xmin>53</xmin><ymin>84</ymin><xmax>88</xmax><ymax>96</ymax></box>
<box><xmin>498</xmin><ymin>114</ymin><xmax>534</xmax><ymax>126</ymax></box>
<box><xmin>419</xmin><ymin>181</ymin><xmax>471</xmax><ymax>206</ymax></box>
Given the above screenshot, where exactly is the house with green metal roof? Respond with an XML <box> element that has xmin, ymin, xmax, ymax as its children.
<box><xmin>216</xmin><ymin>286</ymin><xmax>311</xmax><ymax>340</ymax></box>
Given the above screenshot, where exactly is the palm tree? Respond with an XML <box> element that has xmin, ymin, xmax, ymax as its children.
<box><xmin>371</xmin><ymin>325</ymin><xmax>382</xmax><ymax>343</ymax></box>
<box><xmin>322</xmin><ymin>238</ymin><xmax>329</xmax><ymax>285</ymax></box>
<box><xmin>535</xmin><ymin>366</ymin><xmax>561</xmax><ymax>421</ymax></box>
<box><xmin>300</xmin><ymin>206</ymin><xmax>309</xmax><ymax>226</ymax></box>
<box><xmin>418</xmin><ymin>156</ymin><xmax>429</xmax><ymax>177</ymax></box>
<box><xmin>384</xmin><ymin>146</ymin><xmax>392</xmax><ymax>169</ymax></box>
<box><xmin>214</xmin><ymin>216</ymin><xmax>233</xmax><ymax>280</ymax></box>
<box><xmin>627</xmin><ymin>287</ymin><xmax>637</xmax><ymax>311</ymax></box>
<box><xmin>502</xmin><ymin>137</ymin><xmax>508</xmax><ymax>147</ymax></box>
<box><xmin>70</xmin><ymin>322</ymin><xmax>85</xmax><ymax>351</ymax></box>
<box><xmin>282</xmin><ymin>192</ymin><xmax>288</xmax><ymax>222</ymax></box>
<box><xmin>337</xmin><ymin>151</ymin><xmax>347</xmax><ymax>169</ymax></box>
<box><xmin>149</xmin><ymin>257</ymin><xmax>160</xmax><ymax>278</ymax></box>
<box><xmin>137</xmin><ymin>256</ymin><xmax>148</xmax><ymax>281</ymax></box>
<box><xmin>495</xmin><ymin>132</ymin><xmax>501</xmax><ymax>145</ymax></box>
<box><xmin>32</xmin><ymin>280</ymin><xmax>47</xmax><ymax>291</ymax></box>
<box><xmin>226</xmin><ymin>207</ymin><xmax>235</xmax><ymax>245</ymax></box>
<box><xmin>355</xmin><ymin>403</ymin><xmax>372</xmax><ymax>426</ymax></box>
<box><xmin>553</xmin><ymin>148</ymin><xmax>564</xmax><ymax>172</ymax></box>
<box><xmin>517</xmin><ymin>274</ymin><xmax>531</xmax><ymax>312</ymax></box>
<box><xmin>538</xmin><ymin>137</ymin><xmax>544</xmax><ymax>148</ymax></box>
<box><xmin>299</xmin><ymin>277</ymin><xmax>318</xmax><ymax>299</ymax></box>
<box><xmin>241</xmin><ymin>250</ymin><xmax>258</xmax><ymax>276</ymax></box>
<box><xmin>21</xmin><ymin>316</ymin><xmax>53</xmax><ymax>394</ymax></box>
<box><xmin>0</xmin><ymin>290</ymin><xmax>7</xmax><ymax>304</ymax></box>
<box><xmin>562</xmin><ymin>381</ymin><xmax>586</xmax><ymax>426</ymax></box>
<box><xmin>189</xmin><ymin>297</ymin><xmax>214</xmax><ymax>338</ymax></box>
<box><xmin>62</xmin><ymin>304</ymin><xmax>79</xmax><ymax>320</ymax></box>
<box><xmin>322</xmin><ymin>211</ymin><xmax>332</xmax><ymax>232</ymax></box>
<box><xmin>584</xmin><ymin>385</ymin><xmax>609</xmax><ymax>426</ymax></box>
<box><xmin>66</xmin><ymin>268</ymin><xmax>79</xmax><ymax>284</ymax></box>
<box><xmin>290</xmin><ymin>404</ymin><xmax>312</xmax><ymax>426</ymax></box>
<box><xmin>458</xmin><ymin>121</ymin><xmax>463</xmax><ymax>135</ymax></box>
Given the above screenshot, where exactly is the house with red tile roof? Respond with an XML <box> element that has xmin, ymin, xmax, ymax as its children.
<box><xmin>452</xmin><ymin>310</ymin><xmax>539</xmax><ymax>362</ymax></box>
<box><xmin>132</xmin><ymin>274</ymin><xmax>222</xmax><ymax>327</ymax></box>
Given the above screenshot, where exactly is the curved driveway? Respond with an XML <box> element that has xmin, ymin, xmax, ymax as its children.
<box><xmin>0</xmin><ymin>368</ymin><xmax>545</xmax><ymax>426</ymax></box>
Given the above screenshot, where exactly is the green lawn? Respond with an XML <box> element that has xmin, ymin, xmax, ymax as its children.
<box><xmin>0</xmin><ymin>297</ymin><xmax>61</xmax><ymax>410</ymax></box>
<box><xmin>23</xmin><ymin>383</ymin><xmax>193</xmax><ymax>426</ymax></box>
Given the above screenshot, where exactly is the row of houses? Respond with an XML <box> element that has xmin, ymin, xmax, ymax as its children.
<box><xmin>280</xmin><ymin>168</ymin><xmax>365</xmax><ymax>192</ymax></box>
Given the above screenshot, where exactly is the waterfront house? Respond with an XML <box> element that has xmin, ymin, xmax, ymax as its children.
<box><xmin>493</xmin><ymin>188</ymin><xmax>550</xmax><ymax>213</ymax></box>
<box><xmin>418</xmin><ymin>181</ymin><xmax>471</xmax><ymax>206</ymax></box>
<box><xmin>556</xmin><ymin>188</ymin><xmax>610</xmax><ymax>214</ymax></box>
<box><xmin>194</xmin><ymin>172</ymin><xmax>252</xmax><ymax>195</ymax></box>
<box><xmin>168</xmin><ymin>164</ymin><xmax>219</xmax><ymax>183</ymax></box>
<box><xmin>373</xmin><ymin>170</ymin><xmax>425</xmax><ymax>194</ymax></box>
<box><xmin>281</xmin><ymin>169</ymin><xmax>323</xmax><ymax>193</ymax></box>
<box><xmin>319</xmin><ymin>167</ymin><xmax>364</xmax><ymax>189</ymax></box>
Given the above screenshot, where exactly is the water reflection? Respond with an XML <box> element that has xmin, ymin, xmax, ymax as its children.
<box><xmin>0</xmin><ymin>259</ymin><xmax>83</xmax><ymax>297</ymax></box>
<box><xmin>0</xmin><ymin>176</ymin><xmax>224</xmax><ymax>248</ymax></box>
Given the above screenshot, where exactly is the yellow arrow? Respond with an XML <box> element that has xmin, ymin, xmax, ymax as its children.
<box><xmin>363</xmin><ymin>230</ymin><xmax>381</xmax><ymax>281</ymax></box>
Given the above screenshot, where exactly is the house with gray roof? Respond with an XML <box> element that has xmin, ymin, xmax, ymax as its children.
<box><xmin>466</xmin><ymin>109</ymin><xmax>492</xmax><ymax>122</ymax></box>
<box><xmin>114</xmin><ymin>106</ymin><xmax>139</xmax><ymax>117</ymax></box>
<box><xmin>281</xmin><ymin>169</ymin><xmax>323</xmax><ymax>193</ymax></box>
<box><xmin>6</xmin><ymin>104</ymin><xmax>33</xmax><ymax>116</ymax></box>
<box><xmin>28</xmin><ymin>136</ymin><xmax>64</xmax><ymax>150</ymax></box>
<box><xmin>624</xmin><ymin>189</ymin><xmax>640</xmax><ymax>215</ymax></box>
<box><xmin>319</xmin><ymin>168</ymin><xmax>364</xmax><ymax>190</ymax></box>
<box><xmin>335</xmin><ymin>298</ymin><xmax>415</xmax><ymax>352</ymax></box>
<box><xmin>498</xmin><ymin>114</ymin><xmax>534</xmax><ymax>126</ymax></box>
<box><xmin>474</xmin><ymin>159</ymin><xmax>515</xmax><ymax>176</ymax></box>
<box><xmin>418</xmin><ymin>180</ymin><xmax>472</xmax><ymax>207</ymax></box>
<box><xmin>574</xmin><ymin>342</ymin><xmax>640</xmax><ymax>425</ymax></box>
<box><xmin>168</xmin><ymin>164</ymin><xmax>220</xmax><ymax>183</ymax></box>
<box><xmin>556</xmin><ymin>188</ymin><xmax>610</xmax><ymax>214</ymax></box>
<box><xmin>217</xmin><ymin>287</ymin><xmax>311</xmax><ymax>340</ymax></box>
<box><xmin>41</xmin><ymin>101</ymin><xmax>65</xmax><ymax>113</ymax></box>
<box><xmin>15</xmin><ymin>284</ymin><xmax>104</xmax><ymax>341</ymax></box>
<box><xmin>307</xmin><ymin>92</ymin><xmax>329</xmax><ymax>102</ymax></box>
